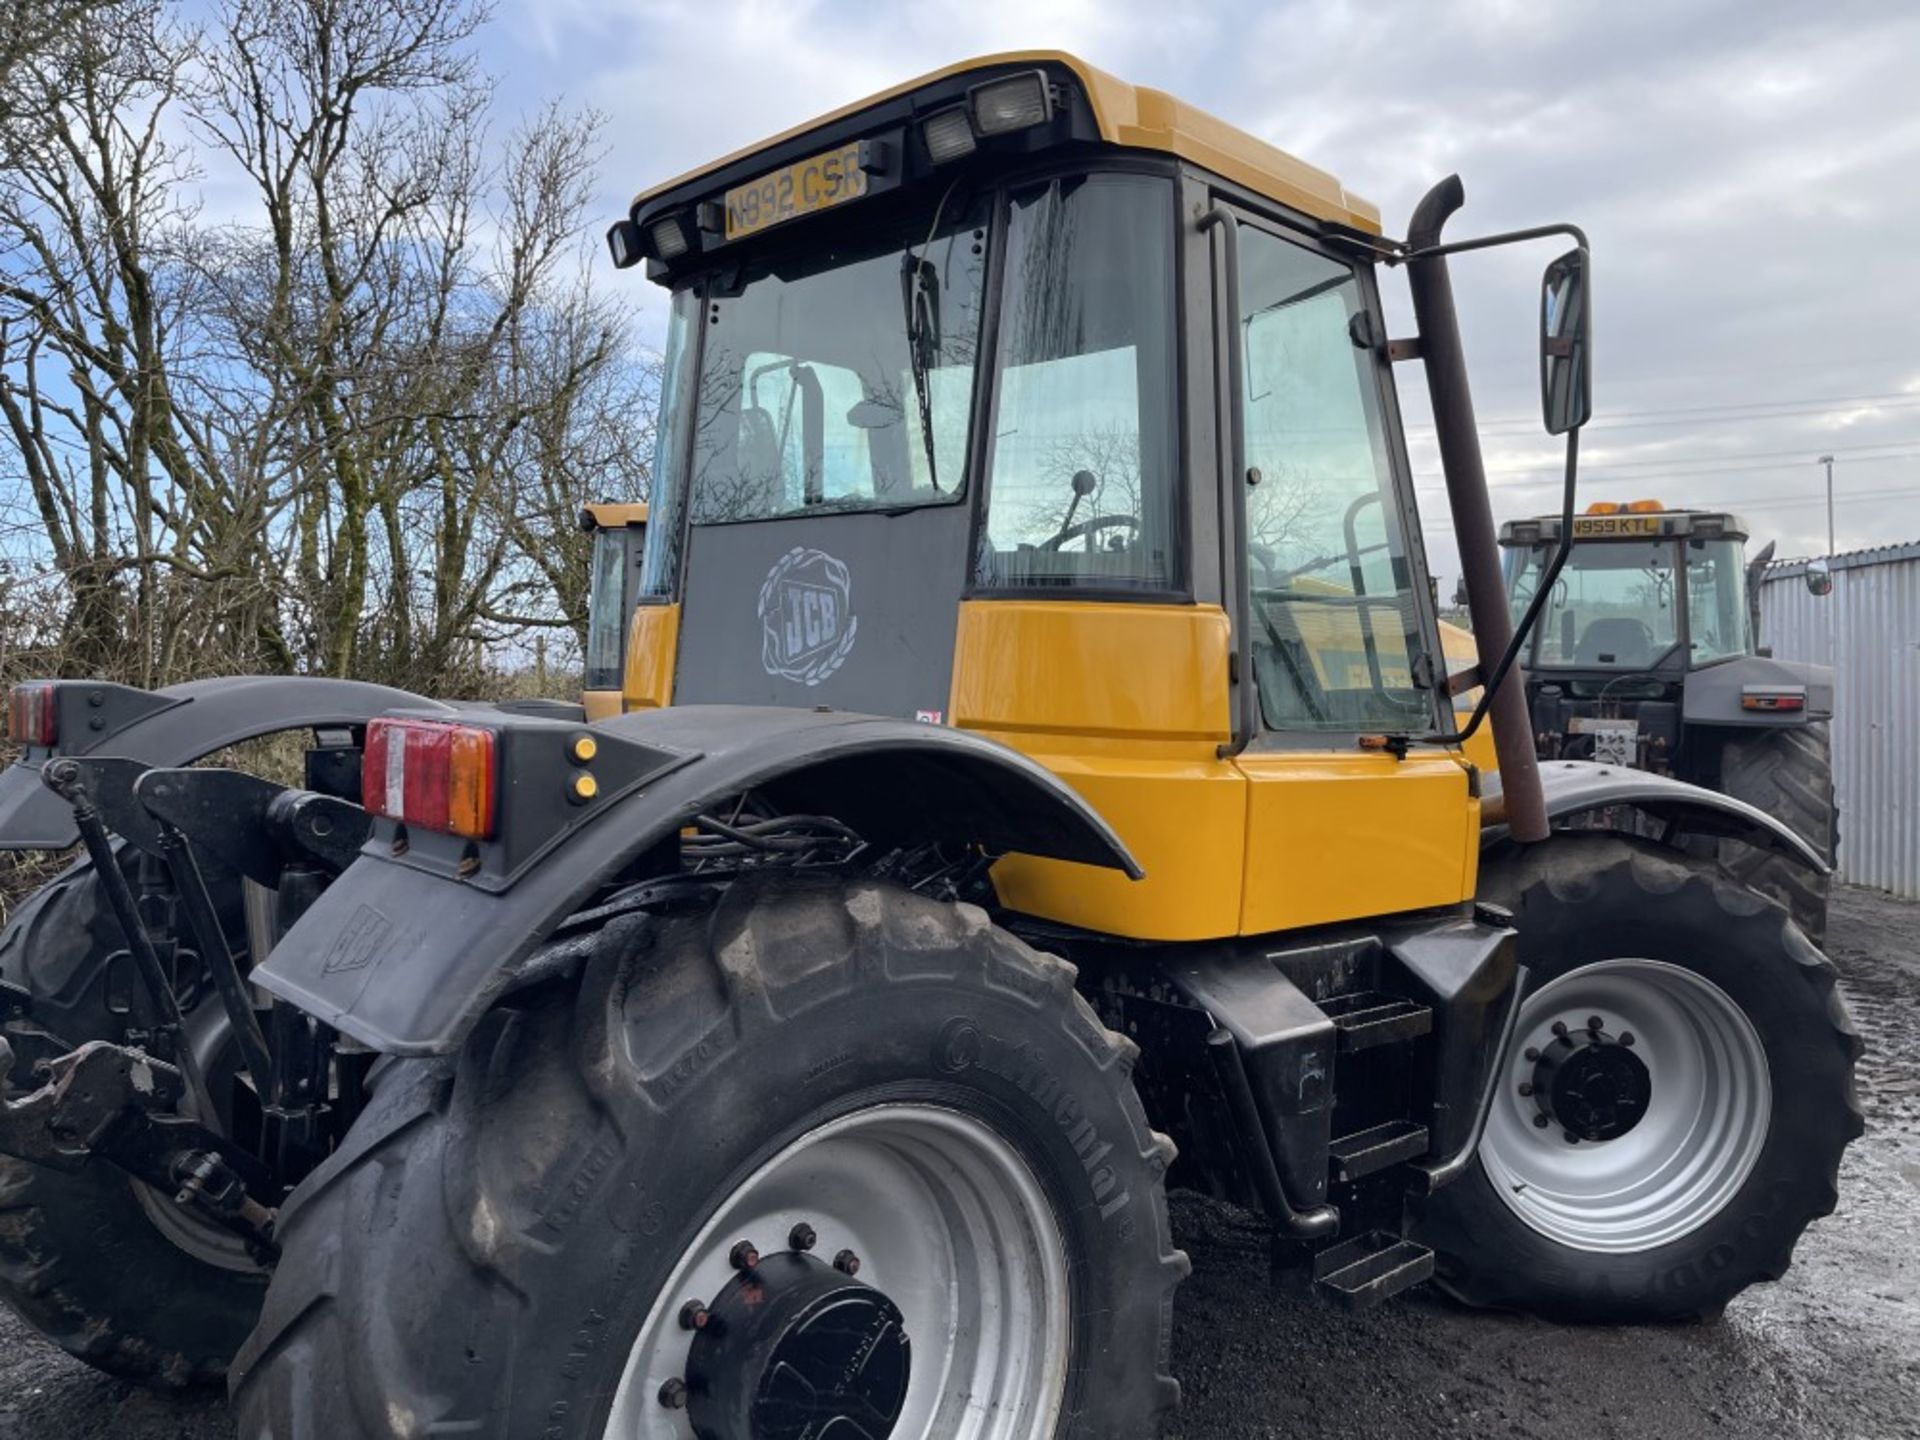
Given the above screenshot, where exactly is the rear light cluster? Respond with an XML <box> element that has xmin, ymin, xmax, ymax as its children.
<box><xmin>1741</xmin><ymin>690</ymin><xmax>1807</xmax><ymax>713</ymax></box>
<box><xmin>6</xmin><ymin>683</ymin><xmax>57</xmax><ymax>746</ymax></box>
<box><xmin>364</xmin><ymin>718</ymin><xmax>498</xmax><ymax>840</ymax></box>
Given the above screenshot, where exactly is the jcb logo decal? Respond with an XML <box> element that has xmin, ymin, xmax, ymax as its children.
<box><xmin>758</xmin><ymin>545</ymin><xmax>858</xmax><ymax>686</ymax></box>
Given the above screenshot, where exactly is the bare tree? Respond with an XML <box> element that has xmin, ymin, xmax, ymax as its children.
<box><xmin>0</xmin><ymin>0</ymin><xmax>659</xmax><ymax>697</ymax></box>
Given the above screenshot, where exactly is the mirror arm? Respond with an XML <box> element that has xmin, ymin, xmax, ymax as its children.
<box><xmin>1396</xmin><ymin>220</ymin><xmax>1592</xmax><ymax>265</ymax></box>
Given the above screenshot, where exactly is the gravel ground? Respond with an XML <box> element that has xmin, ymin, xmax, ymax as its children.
<box><xmin>4</xmin><ymin>886</ymin><xmax>1915</xmax><ymax>1440</ymax></box>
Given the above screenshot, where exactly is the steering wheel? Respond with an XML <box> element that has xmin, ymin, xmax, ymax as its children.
<box><xmin>1042</xmin><ymin>514</ymin><xmax>1140</xmax><ymax>553</ymax></box>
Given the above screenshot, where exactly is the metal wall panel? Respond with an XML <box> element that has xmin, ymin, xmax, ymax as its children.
<box><xmin>1759</xmin><ymin>543</ymin><xmax>1920</xmax><ymax>898</ymax></box>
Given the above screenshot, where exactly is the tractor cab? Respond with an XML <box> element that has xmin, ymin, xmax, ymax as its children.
<box><xmin>609</xmin><ymin>53</ymin><xmax>1561</xmax><ymax>939</ymax></box>
<box><xmin>1500</xmin><ymin>502</ymin><xmax>1760</xmax><ymax>680</ymax></box>
<box><xmin>1499</xmin><ymin>499</ymin><xmax>1836</xmax><ymax>935</ymax></box>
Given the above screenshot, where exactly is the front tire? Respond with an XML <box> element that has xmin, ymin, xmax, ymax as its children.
<box><xmin>1421</xmin><ymin>835</ymin><xmax>1862</xmax><ymax>1322</ymax></box>
<box><xmin>230</xmin><ymin>875</ymin><xmax>1186</xmax><ymax>1439</ymax></box>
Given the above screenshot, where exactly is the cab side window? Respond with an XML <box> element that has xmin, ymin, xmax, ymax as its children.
<box><xmin>1236</xmin><ymin>225</ymin><xmax>1435</xmax><ymax>732</ymax></box>
<box><xmin>975</xmin><ymin>174</ymin><xmax>1178</xmax><ymax>591</ymax></box>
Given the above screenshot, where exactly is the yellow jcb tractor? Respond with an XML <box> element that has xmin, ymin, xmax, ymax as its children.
<box><xmin>0</xmin><ymin>54</ymin><xmax>1856</xmax><ymax>1440</ymax></box>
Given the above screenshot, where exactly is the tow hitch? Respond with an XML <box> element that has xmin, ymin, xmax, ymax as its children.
<box><xmin>0</xmin><ymin>1035</ymin><xmax>279</xmax><ymax>1262</ymax></box>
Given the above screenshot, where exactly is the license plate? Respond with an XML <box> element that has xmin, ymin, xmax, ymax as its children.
<box><xmin>1570</xmin><ymin>716</ymin><xmax>1639</xmax><ymax>766</ymax></box>
<box><xmin>1571</xmin><ymin>515</ymin><xmax>1661</xmax><ymax>537</ymax></box>
<box><xmin>725</xmin><ymin>143</ymin><xmax>868</xmax><ymax>240</ymax></box>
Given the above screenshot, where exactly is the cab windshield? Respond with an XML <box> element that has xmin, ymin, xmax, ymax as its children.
<box><xmin>698</xmin><ymin>205</ymin><xmax>982</xmax><ymax>512</ymax></box>
<box><xmin>1509</xmin><ymin>535</ymin><xmax>1753</xmax><ymax>670</ymax></box>
<box><xmin>1510</xmin><ymin>540</ymin><xmax>1682</xmax><ymax>669</ymax></box>
<box><xmin>639</xmin><ymin>174</ymin><xmax>1182</xmax><ymax>600</ymax></box>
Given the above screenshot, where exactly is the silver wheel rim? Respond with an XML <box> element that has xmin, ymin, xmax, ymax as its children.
<box><xmin>1481</xmin><ymin>958</ymin><xmax>1772</xmax><ymax>1253</ymax></box>
<box><xmin>604</xmin><ymin>1103</ymin><xmax>1070</xmax><ymax>1439</ymax></box>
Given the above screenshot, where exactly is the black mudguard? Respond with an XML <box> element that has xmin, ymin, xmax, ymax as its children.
<box><xmin>0</xmin><ymin>677</ymin><xmax>451</xmax><ymax>850</ymax></box>
<box><xmin>252</xmin><ymin>705</ymin><xmax>1141</xmax><ymax>1056</ymax></box>
<box><xmin>1481</xmin><ymin>757</ymin><xmax>1828</xmax><ymax>872</ymax></box>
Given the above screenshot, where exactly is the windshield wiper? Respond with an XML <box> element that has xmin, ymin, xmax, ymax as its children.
<box><xmin>901</xmin><ymin>254</ymin><xmax>942</xmax><ymax>491</ymax></box>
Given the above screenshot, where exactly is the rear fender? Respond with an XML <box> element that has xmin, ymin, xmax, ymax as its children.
<box><xmin>252</xmin><ymin>705</ymin><xmax>1140</xmax><ymax>1056</ymax></box>
<box><xmin>1481</xmin><ymin>758</ymin><xmax>1827</xmax><ymax>872</ymax></box>
<box><xmin>1</xmin><ymin>677</ymin><xmax>451</xmax><ymax>850</ymax></box>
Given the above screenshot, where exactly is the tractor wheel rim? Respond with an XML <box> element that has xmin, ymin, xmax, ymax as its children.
<box><xmin>604</xmin><ymin>1102</ymin><xmax>1070</xmax><ymax>1439</ymax></box>
<box><xmin>1479</xmin><ymin>958</ymin><xmax>1772</xmax><ymax>1254</ymax></box>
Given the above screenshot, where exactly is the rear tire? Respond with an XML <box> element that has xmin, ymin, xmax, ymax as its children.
<box><xmin>229</xmin><ymin>875</ymin><xmax>1187</xmax><ymax>1439</ymax></box>
<box><xmin>0</xmin><ymin>856</ymin><xmax>268</xmax><ymax>1387</ymax></box>
<box><xmin>1422</xmin><ymin>835</ymin><xmax>1862</xmax><ymax>1322</ymax></box>
<box><xmin>1716</xmin><ymin>723</ymin><xmax>1834</xmax><ymax>943</ymax></box>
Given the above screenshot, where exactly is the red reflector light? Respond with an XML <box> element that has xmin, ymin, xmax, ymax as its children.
<box><xmin>6</xmin><ymin>683</ymin><xmax>57</xmax><ymax>746</ymax></box>
<box><xmin>1740</xmin><ymin>692</ymin><xmax>1806</xmax><ymax>712</ymax></box>
<box><xmin>364</xmin><ymin>719</ymin><xmax>497</xmax><ymax>839</ymax></box>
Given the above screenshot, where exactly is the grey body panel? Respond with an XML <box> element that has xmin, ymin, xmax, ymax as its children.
<box><xmin>0</xmin><ymin>676</ymin><xmax>450</xmax><ymax>850</ymax></box>
<box><xmin>252</xmin><ymin>704</ymin><xmax>1139</xmax><ymax>1055</ymax></box>
<box><xmin>1480</xmin><ymin>758</ymin><xmax>1828</xmax><ymax>872</ymax></box>
<box><xmin>674</xmin><ymin>507</ymin><xmax>971</xmax><ymax>719</ymax></box>
<box><xmin>1681</xmin><ymin>653</ymin><xmax>1834</xmax><ymax>727</ymax></box>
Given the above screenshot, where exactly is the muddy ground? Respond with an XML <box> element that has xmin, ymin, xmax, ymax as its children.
<box><xmin>3</xmin><ymin>886</ymin><xmax>1915</xmax><ymax>1440</ymax></box>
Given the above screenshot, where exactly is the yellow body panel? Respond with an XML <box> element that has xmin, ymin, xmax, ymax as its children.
<box><xmin>1439</xmin><ymin>619</ymin><xmax>1500</xmax><ymax>775</ymax></box>
<box><xmin>951</xmin><ymin>601</ymin><xmax>1243</xmax><ymax>939</ymax></box>
<box><xmin>633</xmin><ymin>52</ymin><xmax>1380</xmax><ymax>234</ymax></box>
<box><xmin>950</xmin><ymin>601</ymin><xmax>1477</xmax><ymax>940</ymax></box>
<box><xmin>1237</xmin><ymin>753</ymin><xmax>1479</xmax><ymax>934</ymax></box>
<box><xmin>621</xmin><ymin>603</ymin><xmax>680</xmax><ymax>711</ymax></box>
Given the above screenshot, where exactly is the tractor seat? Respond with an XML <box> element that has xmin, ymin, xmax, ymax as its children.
<box><xmin>1574</xmin><ymin>617</ymin><xmax>1654</xmax><ymax>667</ymax></box>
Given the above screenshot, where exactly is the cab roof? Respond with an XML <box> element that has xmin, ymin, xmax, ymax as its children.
<box><xmin>580</xmin><ymin>501</ymin><xmax>648</xmax><ymax>531</ymax></box>
<box><xmin>630</xmin><ymin>51</ymin><xmax>1381</xmax><ymax>235</ymax></box>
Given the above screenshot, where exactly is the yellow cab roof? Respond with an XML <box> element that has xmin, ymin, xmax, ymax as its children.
<box><xmin>632</xmin><ymin>51</ymin><xmax>1381</xmax><ymax>235</ymax></box>
<box><xmin>582</xmin><ymin>501</ymin><xmax>649</xmax><ymax>529</ymax></box>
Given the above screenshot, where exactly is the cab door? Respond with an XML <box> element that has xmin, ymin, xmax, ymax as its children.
<box><xmin>1222</xmin><ymin>211</ymin><xmax>1479</xmax><ymax>931</ymax></box>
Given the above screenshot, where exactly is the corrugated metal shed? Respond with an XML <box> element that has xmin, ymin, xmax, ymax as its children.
<box><xmin>1759</xmin><ymin>542</ymin><xmax>1920</xmax><ymax>898</ymax></box>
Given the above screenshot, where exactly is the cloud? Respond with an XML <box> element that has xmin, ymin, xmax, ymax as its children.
<box><xmin>487</xmin><ymin>0</ymin><xmax>1920</xmax><ymax>573</ymax></box>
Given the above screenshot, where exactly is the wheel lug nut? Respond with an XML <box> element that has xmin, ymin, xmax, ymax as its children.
<box><xmin>1524</xmin><ymin>1047</ymin><xmax>1541</xmax><ymax>1062</ymax></box>
<box><xmin>729</xmin><ymin>1240</ymin><xmax>760</xmax><ymax>1272</ymax></box>
<box><xmin>1564</xmin><ymin>1131</ymin><xmax>1581</xmax><ymax>1145</ymax></box>
<box><xmin>1551</xmin><ymin>1021</ymin><xmax>1569</xmax><ymax>1038</ymax></box>
<box><xmin>678</xmin><ymin>1300</ymin><xmax>709</xmax><ymax>1331</ymax></box>
<box><xmin>833</xmin><ymin>1248</ymin><xmax>861</xmax><ymax>1277</ymax></box>
<box><xmin>1518</xmin><ymin>1081</ymin><xmax>1535</xmax><ymax>1097</ymax></box>
<box><xmin>789</xmin><ymin>1223</ymin><xmax>817</xmax><ymax>1253</ymax></box>
<box><xmin>1620</xmin><ymin>1031</ymin><xmax>1635</xmax><ymax>1047</ymax></box>
<box><xmin>1587</xmin><ymin>1015</ymin><xmax>1605</xmax><ymax>1033</ymax></box>
<box><xmin>1533</xmin><ymin>1114</ymin><xmax>1550</xmax><ymax>1129</ymax></box>
<box><xmin>659</xmin><ymin>1378</ymin><xmax>688</xmax><ymax>1410</ymax></box>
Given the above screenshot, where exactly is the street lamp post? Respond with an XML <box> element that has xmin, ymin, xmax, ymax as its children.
<box><xmin>1818</xmin><ymin>454</ymin><xmax>1835</xmax><ymax>556</ymax></box>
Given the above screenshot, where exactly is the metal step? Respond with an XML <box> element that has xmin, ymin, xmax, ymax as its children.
<box><xmin>1327</xmin><ymin>1119</ymin><xmax>1430</xmax><ymax>1182</ymax></box>
<box><xmin>1320</xmin><ymin>992</ymin><xmax>1433</xmax><ymax>1051</ymax></box>
<box><xmin>1311</xmin><ymin>1231</ymin><xmax>1436</xmax><ymax>1310</ymax></box>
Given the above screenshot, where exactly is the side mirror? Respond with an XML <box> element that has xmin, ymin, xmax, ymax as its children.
<box><xmin>1540</xmin><ymin>247</ymin><xmax>1592</xmax><ymax>435</ymax></box>
<box><xmin>1806</xmin><ymin>557</ymin><xmax>1834</xmax><ymax>596</ymax></box>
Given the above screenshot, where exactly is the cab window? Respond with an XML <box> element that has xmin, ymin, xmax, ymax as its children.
<box><xmin>1512</xmin><ymin>541</ymin><xmax>1680</xmax><ymax>668</ymax></box>
<box><xmin>1235</xmin><ymin>225</ymin><xmax>1434</xmax><ymax>732</ymax></box>
<box><xmin>1686</xmin><ymin>539</ymin><xmax>1752</xmax><ymax>664</ymax></box>
<box><xmin>975</xmin><ymin>174</ymin><xmax>1178</xmax><ymax>590</ymax></box>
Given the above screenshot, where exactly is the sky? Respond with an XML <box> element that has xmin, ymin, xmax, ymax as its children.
<box><xmin>482</xmin><ymin>0</ymin><xmax>1920</xmax><ymax>589</ymax></box>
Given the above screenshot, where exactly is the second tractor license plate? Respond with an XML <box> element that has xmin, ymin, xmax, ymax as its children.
<box><xmin>725</xmin><ymin>143</ymin><xmax>868</xmax><ymax>240</ymax></box>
